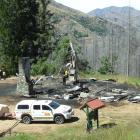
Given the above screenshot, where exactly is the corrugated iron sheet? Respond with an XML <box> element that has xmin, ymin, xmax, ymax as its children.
<box><xmin>86</xmin><ymin>99</ymin><xmax>105</xmax><ymax>110</ymax></box>
<box><xmin>80</xmin><ymin>99</ymin><xmax>105</xmax><ymax>110</ymax></box>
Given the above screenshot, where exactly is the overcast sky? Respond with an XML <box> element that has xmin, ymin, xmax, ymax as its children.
<box><xmin>55</xmin><ymin>0</ymin><xmax>140</xmax><ymax>13</ymax></box>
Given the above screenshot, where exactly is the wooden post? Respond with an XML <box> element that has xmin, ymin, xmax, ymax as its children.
<box><xmin>97</xmin><ymin>110</ymin><xmax>99</xmax><ymax>128</ymax></box>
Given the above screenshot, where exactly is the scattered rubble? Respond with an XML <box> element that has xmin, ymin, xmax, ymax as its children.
<box><xmin>128</xmin><ymin>94</ymin><xmax>140</xmax><ymax>103</ymax></box>
<box><xmin>32</xmin><ymin>77</ymin><xmax>140</xmax><ymax>104</ymax></box>
<box><xmin>66</xmin><ymin>85</ymin><xmax>81</xmax><ymax>93</ymax></box>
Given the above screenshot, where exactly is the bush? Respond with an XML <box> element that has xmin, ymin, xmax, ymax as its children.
<box><xmin>31</xmin><ymin>59</ymin><xmax>56</xmax><ymax>76</ymax></box>
<box><xmin>98</xmin><ymin>56</ymin><xmax>113</xmax><ymax>74</ymax></box>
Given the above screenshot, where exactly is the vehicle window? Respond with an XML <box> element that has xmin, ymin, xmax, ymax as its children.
<box><xmin>17</xmin><ymin>105</ymin><xmax>29</xmax><ymax>109</ymax></box>
<box><xmin>42</xmin><ymin>105</ymin><xmax>52</xmax><ymax>111</ymax></box>
<box><xmin>33</xmin><ymin>105</ymin><xmax>40</xmax><ymax>110</ymax></box>
<box><xmin>49</xmin><ymin>101</ymin><xmax>60</xmax><ymax>109</ymax></box>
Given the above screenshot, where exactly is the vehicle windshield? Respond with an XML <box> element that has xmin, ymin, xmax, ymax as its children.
<box><xmin>49</xmin><ymin>101</ymin><xmax>60</xmax><ymax>109</ymax></box>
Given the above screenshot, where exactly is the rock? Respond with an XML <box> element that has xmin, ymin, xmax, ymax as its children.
<box><xmin>79</xmin><ymin>92</ymin><xmax>89</xmax><ymax>98</ymax></box>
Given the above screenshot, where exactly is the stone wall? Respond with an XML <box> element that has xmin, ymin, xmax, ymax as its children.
<box><xmin>17</xmin><ymin>57</ymin><xmax>30</xmax><ymax>95</ymax></box>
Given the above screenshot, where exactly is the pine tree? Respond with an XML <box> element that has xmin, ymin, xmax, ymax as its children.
<box><xmin>0</xmin><ymin>0</ymin><xmax>39</xmax><ymax>57</ymax></box>
<box><xmin>37</xmin><ymin>0</ymin><xmax>55</xmax><ymax>58</ymax></box>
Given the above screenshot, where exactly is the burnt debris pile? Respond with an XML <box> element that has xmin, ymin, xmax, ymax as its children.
<box><xmin>33</xmin><ymin>76</ymin><xmax>140</xmax><ymax>104</ymax></box>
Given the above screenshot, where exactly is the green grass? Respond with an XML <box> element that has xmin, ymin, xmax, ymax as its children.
<box><xmin>79</xmin><ymin>71</ymin><xmax>140</xmax><ymax>87</ymax></box>
<box><xmin>0</xmin><ymin>133</ymin><xmax>37</xmax><ymax>140</ymax></box>
<box><xmin>1</xmin><ymin>122</ymin><xmax>140</xmax><ymax>140</ymax></box>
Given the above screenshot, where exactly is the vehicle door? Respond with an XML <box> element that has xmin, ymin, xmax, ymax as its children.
<box><xmin>41</xmin><ymin>105</ymin><xmax>53</xmax><ymax>121</ymax></box>
<box><xmin>31</xmin><ymin>104</ymin><xmax>44</xmax><ymax>120</ymax></box>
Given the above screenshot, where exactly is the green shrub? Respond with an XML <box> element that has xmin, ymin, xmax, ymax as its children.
<box><xmin>98</xmin><ymin>56</ymin><xmax>113</xmax><ymax>74</ymax></box>
<box><xmin>98</xmin><ymin>55</ymin><xmax>117</xmax><ymax>75</ymax></box>
<box><xmin>31</xmin><ymin>59</ymin><xmax>56</xmax><ymax>76</ymax></box>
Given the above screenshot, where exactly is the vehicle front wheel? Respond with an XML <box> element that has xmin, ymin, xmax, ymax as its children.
<box><xmin>54</xmin><ymin>115</ymin><xmax>64</xmax><ymax>124</ymax></box>
<box><xmin>22</xmin><ymin>115</ymin><xmax>32</xmax><ymax>124</ymax></box>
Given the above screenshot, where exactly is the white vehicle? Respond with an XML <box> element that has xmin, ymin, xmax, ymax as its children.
<box><xmin>15</xmin><ymin>100</ymin><xmax>74</xmax><ymax>124</ymax></box>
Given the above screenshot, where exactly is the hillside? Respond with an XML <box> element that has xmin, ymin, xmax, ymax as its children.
<box><xmin>49</xmin><ymin>1</ymin><xmax>108</xmax><ymax>37</ymax></box>
<box><xmin>48</xmin><ymin>1</ymin><xmax>140</xmax><ymax>77</ymax></box>
<box><xmin>88</xmin><ymin>6</ymin><xmax>140</xmax><ymax>28</ymax></box>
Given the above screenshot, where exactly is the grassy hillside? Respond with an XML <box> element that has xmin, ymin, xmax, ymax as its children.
<box><xmin>49</xmin><ymin>1</ymin><xmax>108</xmax><ymax>37</ymax></box>
<box><xmin>88</xmin><ymin>6</ymin><xmax>140</xmax><ymax>28</ymax></box>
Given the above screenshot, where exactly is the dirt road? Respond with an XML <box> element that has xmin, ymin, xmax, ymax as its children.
<box><xmin>0</xmin><ymin>77</ymin><xmax>17</xmax><ymax>96</ymax></box>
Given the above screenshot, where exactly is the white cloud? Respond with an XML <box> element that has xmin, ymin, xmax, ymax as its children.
<box><xmin>55</xmin><ymin>0</ymin><xmax>140</xmax><ymax>13</ymax></box>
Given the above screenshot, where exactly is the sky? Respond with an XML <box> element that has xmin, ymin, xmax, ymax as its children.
<box><xmin>55</xmin><ymin>0</ymin><xmax>140</xmax><ymax>13</ymax></box>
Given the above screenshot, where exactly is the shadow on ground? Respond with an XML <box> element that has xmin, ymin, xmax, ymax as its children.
<box><xmin>100</xmin><ymin>122</ymin><xmax>117</xmax><ymax>129</ymax></box>
<box><xmin>65</xmin><ymin>117</ymin><xmax>79</xmax><ymax>123</ymax></box>
<box><xmin>30</xmin><ymin>117</ymin><xmax>79</xmax><ymax>124</ymax></box>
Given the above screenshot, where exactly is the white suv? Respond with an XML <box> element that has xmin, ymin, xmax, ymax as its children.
<box><xmin>15</xmin><ymin>100</ymin><xmax>74</xmax><ymax>124</ymax></box>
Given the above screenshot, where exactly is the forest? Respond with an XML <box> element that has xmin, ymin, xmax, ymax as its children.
<box><xmin>0</xmin><ymin>0</ymin><xmax>76</xmax><ymax>77</ymax></box>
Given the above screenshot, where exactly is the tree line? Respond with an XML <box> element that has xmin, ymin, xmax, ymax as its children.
<box><xmin>0</xmin><ymin>0</ymin><xmax>63</xmax><ymax>76</ymax></box>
